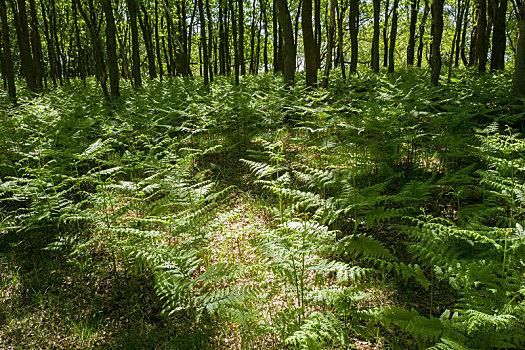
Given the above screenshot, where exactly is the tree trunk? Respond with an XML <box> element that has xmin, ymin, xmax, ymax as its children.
<box><xmin>407</xmin><ymin>0</ymin><xmax>419</xmax><ymax>66</ymax></box>
<box><xmin>139</xmin><ymin>5</ymin><xmax>158</xmax><ymax>79</ymax></box>
<box><xmin>431</xmin><ymin>0</ymin><xmax>444</xmax><ymax>85</ymax></box>
<box><xmin>490</xmin><ymin>0</ymin><xmax>508</xmax><ymax>70</ymax></box>
<box><xmin>127</xmin><ymin>0</ymin><xmax>142</xmax><ymax>86</ymax></box>
<box><xmin>0</xmin><ymin>0</ymin><xmax>15</xmax><ymax>100</ymax></box>
<box><xmin>459</xmin><ymin>0</ymin><xmax>470</xmax><ymax>66</ymax></box>
<box><xmin>303</xmin><ymin>0</ymin><xmax>317</xmax><ymax>86</ymax></box>
<box><xmin>28</xmin><ymin>0</ymin><xmax>43</xmax><ymax>89</ymax></box>
<box><xmin>238</xmin><ymin>0</ymin><xmax>245</xmax><ymax>75</ymax></box>
<box><xmin>275</xmin><ymin>0</ymin><xmax>295</xmax><ymax>86</ymax></box>
<box><xmin>231</xmin><ymin>0</ymin><xmax>239</xmax><ymax>83</ymax></box>
<box><xmin>75</xmin><ymin>0</ymin><xmax>109</xmax><ymax>99</ymax></box>
<box><xmin>41</xmin><ymin>0</ymin><xmax>57</xmax><ymax>86</ymax></box>
<box><xmin>448</xmin><ymin>0</ymin><xmax>461</xmax><ymax>81</ymax></box>
<box><xmin>314</xmin><ymin>0</ymin><xmax>321</xmax><ymax>69</ymax></box>
<box><xmin>10</xmin><ymin>0</ymin><xmax>37</xmax><ymax>91</ymax></box>
<box><xmin>206</xmin><ymin>0</ymin><xmax>214</xmax><ymax>82</ymax></box>
<box><xmin>322</xmin><ymin>0</ymin><xmax>336</xmax><ymax>88</ymax></box>
<box><xmin>388</xmin><ymin>0</ymin><xmax>399</xmax><ymax>72</ymax></box>
<box><xmin>155</xmin><ymin>0</ymin><xmax>163</xmax><ymax>79</ymax></box>
<box><xmin>513</xmin><ymin>4</ymin><xmax>525</xmax><ymax>96</ymax></box>
<box><xmin>273</xmin><ymin>0</ymin><xmax>280</xmax><ymax>72</ymax></box>
<box><xmin>417</xmin><ymin>0</ymin><xmax>430</xmax><ymax>67</ymax></box>
<box><xmin>371</xmin><ymin>0</ymin><xmax>380</xmax><ymax>71</ymax></box>
<box><xmin>383</xmin><ymin>0</ymin><xmax>390</xmax><ymax>67</ymax></box>
<box><xmin>337</xmin><ymin>0</ymin><xmax>346</xmax><ymax>79</ymax></box>
<box><xmin>219</xmin><ymin>0</ymin><xmax>225</xmax><ymax>74</ymax></box>
<box><xmin>349</xmin><ymin>0</ymin><xmax>358</xmax><ymax>73</ymax></box>
<box><xmin>198</xmin><ymin>0</ymin><xmax>209</xmax><ymax>84</ymax></box>
<box><xmin>72</xmin><ymin>0</ymin><xmax>85</xmax><ymax>83</ymax></box>
<box><xmin>477</xmin><ymin>0</ymin><xmax>488</xmax><ymax>72</ymax></box>
<box><xmin>102</xmin><ymin>0</ymin><xmax>120</xmax><ymax>98</ymax></box>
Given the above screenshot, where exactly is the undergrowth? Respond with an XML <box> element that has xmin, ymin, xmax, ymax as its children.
<box><xmin>1</xmin><ymin>69</ymin><xmax>524</xmax><ymax>349</ymax></box>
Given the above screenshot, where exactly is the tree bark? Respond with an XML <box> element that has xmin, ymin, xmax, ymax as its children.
<box><xmin>10</xmin><ymin>0</ymin><xmax>37</xmax><ymax>91</ymax></box>
<box><xmin>371</xmin><ymin>0</ymin><xmax>380</xmax><ymax>71</ymax></box>
<box><xmin>322</xmin><ymin>0</ymin><xmax>336</xmax><ymax>88</ymax></box>
<box><xmin>0</xmin><ymin>0</ymin><xmax>15</xmax><ymax>100</ymax></box>
<box><xmin>102</xmin><ymin>0</ymin><xmax>120</xmax><ymax>98</ymax></box>
<box><xmin>139</xmin><ymin>5</ymin><xmax>158</xmax><ymax>79</ymax></box>
<box><xmin>198</xmin><ymin>0</ymin><xmax>209</xmax><ymax>84</ymax></box>
<box><xmin>383</xmin><ymin>0</ymin><xmax>390</xmax><ymax>67</ymax></box>
<box><xmin>238</xmin><ymin>0</ymin><xmax>245</xmax><ymax>75</ymax></box>
<box><xmin>303</xmin><ymin>0</ymin><xmax>317</xmax><ymax>86</ymax></box>
<box><xmin>490</xmin><ymin>0</ymin><xmax>508</xmax><ymax>70</ymax></box>
<box><xmin>513</xmin><ymin>3</ymin><xmax>525</xmax><ymax>96</ymax></box>
<box><xmin>417</xmin><ymin>0</ymin><xmax>430</xmax><ymax>67</ymax></box>
<box><xmin>349</xmin><ymin>0</ymin><xmax>358</xmax><ymax>73</ymax></box>
<box><xmin>388</xmin><ymin>0</ymin><xmax>399</xmax><ymax>72</ymax></box>
<box><xmin>407</xmin><ymin>0</ymin><xmax>420</xmax><ymax>66</ymax></box>
<box><xmin>127</xmin><ymin>0</ymin><xmax>142</xmax><ymax>86</ymax></box>
<box><xmin>477</xmin><ymin>0</ymin><xmax>488</xmax><ymax>72</ymax></box>
<box><xmin>28</xmin><ymin>0</ymin><xmax>43</xmax><ymax>89</ymax></box>
<box><xmin>431</xmin><ymin>0</ymin><xmax>444</xmax><ymax>85</ymax></box>
<box><xmin>206</xmin><ymin>0</ymin><xmax>214</xmax><ymax>81</ymax></box>
<box><xmin>275</xmin><ymin>0</ymin><xmax>295</xmax><ymax>86</ymax></box>
<box><xmin>75</xmin><ymin>0</ymin><xmax>109</xmax><ymax>99</ymax></box>
<box><xmin>314</xmin><ymin>0</ymin><xmax>321</xmax><ymax>69</ymax></box>
<box><xmin>155</xmin><ymin>0</ymin><xmax>164</xmax><ymax>79</ymax></box>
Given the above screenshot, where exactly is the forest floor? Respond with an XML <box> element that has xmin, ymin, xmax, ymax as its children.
<box><xmin>1</xmin><ymin>69</ymin><xmax>524</xmax><ymax>349</ymax></box>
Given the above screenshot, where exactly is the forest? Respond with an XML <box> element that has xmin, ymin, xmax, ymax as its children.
<box><xmin>0</xmin><ymin>0</ymin><xmax>525</xmax><ymax>348</ymax></box>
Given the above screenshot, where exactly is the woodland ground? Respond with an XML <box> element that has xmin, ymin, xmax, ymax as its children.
<box><xmin>0</xmin><ymin>69</ymin><xmax>524</xmax><ymax>349</ymax></box>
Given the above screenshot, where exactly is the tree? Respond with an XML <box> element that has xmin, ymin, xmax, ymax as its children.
<box><xmin>127</xmin><ymin>0</ymin><xmax>142</xmax><ymax>87</ymax></box>
<box><xmin>322</xmin><ymin>0</ymin><xmax>336</xmax><ymax>88</ymax></box>
<box><xmin>513</xmin><ymin>2</ymin><xmax>525</xmax><ymax>96</ymax></box>
<box><xmin>371</xmin><ymin>0</ymin><xmax>380</xmax><ymax>71</ymax></box>
<box><xmin>198</xmin><ymin>0</ymin><xmax>209</xmax><ymax>84</ymax></box>
<box><xmin>302</xmin><ymin>0</ymin><xmax>317</xmax><ymax>87</ymax></box>
<box><xmin>102</xmin><ymin>0</ymin><xmax>120</xmax><ymax>98</ymax></box>
<box><xmin>0</xmin><ymin>0</ymin><xmax>15</xmax><ymax>100</ymax></box>
<box><xmin>10</xmin><ymin>0</ymin><xmax>38</xmax><ymax>91</ymax></box>
<box><xmin>275</xmin><ymin>0</ymin><xmax>295</xmax><ymax>86</ymax></box>
<box><xmin>388</xmin><ymin>0</ymin><xmax>399</xmax><ymax>72</ymax></box>
<box><xmin>477</xmin><ymin>0</ymin><xmax>488</xmax><ymax>72</ymax></box>
<box><xmin>407</xmin><ymin>0</ymin><xmax>419</xmax><ymax>66</ymax></box>
<box><xmin>349</xmin><ymin>0</ymin><xmax>359</xmax><ymax>73</ymax></box>
<box><xmin>431</xmin><ymin>0</ymin><xmax>444</xmax><ymax>85</ymax></box>
<box><xmin>490</xmin><ymin>0</ymin><xmax>508</xmax><ymax>70</ymax></box>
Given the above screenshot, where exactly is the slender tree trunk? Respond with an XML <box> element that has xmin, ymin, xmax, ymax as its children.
<box><xmin>337</xmin><ymin>0</ymin><xmax>346</xmax><ymax>79</ymax></box>
<box><xmin>41</xmin><ymin>0</ymin><xmax>56</xmax><ymax>86</ymax></box>
<box><xmin>206</xmin><ymin>0</ymin><xmax>214</xmax><ymax>81</ymax></box>
<box><xmin>349</xmin><ymin>0</ymin><xmax>358</xmax><ymax>73</ymax></box>
<box><xmin>51</xmin><ymin>0</ymin><xmax>62</xmax><ymax>84</ymax></box>
<box><xmin>263</xmin><ymin>0</ymin><xmax>268</xmax><ymax>72</ymax></box>
<box><xmin>303</xmin><ymin>0</ymin><xmax>317</xmax><ymax>86</ymax></box>
<box><xmin>238</xmin><ymin>0</ymin><xmax>245</xmax><ymax>75</ymax></box>
<box><xmin>454</xmin><ymin>0</ymin><xmax>466</xmax><ymax>67</ymax></box>
<box><xmin>459</xmin><ymin>0</ymin><xmax>470</xmax><ymax>66</ymax></box>
<box><xmin>249</xmin><ymin>0</ymin><xmax>257</xmax><ymax>73</ymax></box>
<box><xmin>10</xmin><ymin>0</ymin><xmax>37</xmax><ymax>91</ymax></box>
<box><xmin>477</xmin><ymin>0</ymin><xmax>488</xmax><ymax>72</ymax></box>
<box><xmin>139</xmin><ymin>5</ymin><xmax>158</xmax><ymax>79</ymax></box>
<box><xmin>513</xmin><ymin>3</ymin><xmax>525</xmax><ymax>96</ymax></box>
<box><xmin>448</xmin><ymin>0</ymin><xmax>461</xmax><ymax>81</ymax></box>
<box><xmin>469</xmin><ymin>6</ymin><xmax>478</xmax><ymax>66</ymax></box>
<box><xmin>383</xmin><ymin>0</ymin><xmax>390</xmax><ymax>67</ymax></box>
<box><xmin>322</xmin><ymin>0</ymin><xmax>336</xmax><ymax>88</ymax></box>
<box><xmin>431</xmin><ymin>0</ymin><xmax>444</xmax><ymax>85</ymax></box>
<box><xmin>28</xmin><ymin>0</ymin><xmax>43</xmax><ymax>89</ymax></box>
<box><xmin>231</xmin><ymin>0</ymin><xmax>239</xmax><ymax>83</ymax></box>
<box><xmin>198</xmin><ymin>0</ymin><xmax>209</xmax><ymax>84</ymax></box>
<box><xmin>417</xmin><ymin>0</ymin><xmax>430</xmax><ymax>67</ymax></box>
<box><xmin>72</xmin><ymin>0</ymin><xmax>85</xmax><ymax>83</ymax></box>
<box><xmin>155</xmin><ymin>0</ymin><xmax>163</xmax><ymax>79</ymax></box>
<box><xmin>388</xmin><ymin>0</ymin><xmax>399</xmax><ymax>72</ymax></box>
<box><xmin>75</xmin><ymin>0</ymin><xmax>109</xmax><ymax>99</ymax></box>
<box><xmin>219</xmin><ymin>0</ymin><xmax>225</xmax><ymax>74</ymax></box>
<box><xmin>407</xmin><ymin>0</ymin><xmax>420</xmax><ymax>66</ymax></box>
<box><xmin>127</xmin><ymin>0</ymin><xmax>142</xmax><ymax>86</ymax></box>
<box><xmin>490</xmin><ymin>0</ymin><xmax>508</xmax><ymax>70</ymax></box>
<box><xmin>371</xmin><ymin>0</ymin><xmax>380</xmax><ymax>71</ymax></box>
<box><xmin>314</xmin><ymin>0</ymin><xmax>321</xmax><ymax>69</ymax></box>
<box><xmin>102</xmin><ymin>0</ymin><xmax>120</xmax><ymax>98</ymax></box>
<box><xmin>275</xmin><ymin>0</ymin><xmax>295</xmax><ymax>86</ymax></box>
<box><xmin>0</xmin><ymin>0</ymin><xmax>15</xmax><ymax>100</ymax></box>
<box><xmin>273</xmin><ymin>0</ymin><xmax>280</xmax><ymax>72</ymax></box>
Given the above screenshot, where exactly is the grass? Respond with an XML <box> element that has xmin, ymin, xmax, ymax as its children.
<box><xmin>1</xmin><ymin>68</ymin><xmax>524</xmax><ymax>349</ymax></box>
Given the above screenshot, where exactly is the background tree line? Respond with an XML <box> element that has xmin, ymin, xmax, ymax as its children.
<box><xmin>0</xmin><ymin>0</ymin><xmax>524</xmax><ymax>102</ymax></box>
